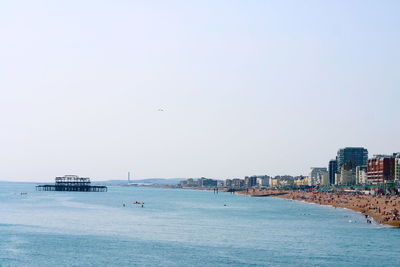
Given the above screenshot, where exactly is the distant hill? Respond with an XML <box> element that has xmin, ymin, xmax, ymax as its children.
<box><xmin>93</xmin><ymin>178</ymin><xmax>186</xmax><ymax>186</ymax></box>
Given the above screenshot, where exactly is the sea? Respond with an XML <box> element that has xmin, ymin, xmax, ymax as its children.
<box><xmin>1</xmin><ymin>184</ymin><xmax>400</xmax><ymax>267</ymax></box>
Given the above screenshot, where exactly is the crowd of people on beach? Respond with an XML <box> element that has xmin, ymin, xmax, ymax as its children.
<box><xmin>283</xmin><ymin>191</ymin><xmax>400</xmax><ymax>226</ymax></box>
<box><xmin>237</xmin><ymin>188</ymin><xmax>400</xmax><ymax>226</ymax></box>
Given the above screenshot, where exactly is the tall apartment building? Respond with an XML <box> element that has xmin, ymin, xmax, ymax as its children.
<box><xmin>328</xmin><ymin>159</ymin><xmax>338</xmax><ymax>185</ymax></box>
<box><xmin>337</xmin><ymin>147</ymin><xmax>368</xmax><ymax>170</ymax></box>
<box><xmin>367</xmin><ymin>156</ymin><xmax>395</xmax><ymax>183</ymax></box>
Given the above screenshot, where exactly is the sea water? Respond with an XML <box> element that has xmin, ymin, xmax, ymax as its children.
<box><xmin>1</xmin><ymin>184</ymin><xmax>400</xmax><ymax>267</ymax></box>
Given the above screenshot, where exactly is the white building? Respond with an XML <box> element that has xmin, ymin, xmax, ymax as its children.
<box><xmin>356</xmin><ymin>166</ymin><xmax>368</xmax><ymax>184</ymax></box>
<box><xmin>320</xmin><ymin>172</ymin><xmax>329</xmax><ymax>186</ymax></box>
<box><xmin>309</xmin><ymin>167</ymin><xmax>328</xmax><ymax>186</ymax></box>
<box><xmin>395</xmin><ymin>157</ymin><xmax>400</xmax><ymax>181</ymax></box>
<box><xmin>335</xmin><ymin>173</ymin><xmax>341</xmax><ymax>185</ymax></box>
<box><xmin>339</xmin><ymin>165</ymin><xmax>356</xmax><ymax>185</ymax></box>
<box><xmin>255</xmin><ymin>175</ymin><xmax>270</xmax><ymax>187</ymax></box>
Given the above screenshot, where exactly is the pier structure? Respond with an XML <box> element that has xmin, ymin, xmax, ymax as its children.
<box><xmin>36</xmin><ymin>175</ymin><xmax>107</xmax><ymax>192</ymax></box>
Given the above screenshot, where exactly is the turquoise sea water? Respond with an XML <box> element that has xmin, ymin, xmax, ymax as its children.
<box><xmin>1</xmin><ymin>184</ymin><xmax>400</xmax><ymax>266</ymax></box>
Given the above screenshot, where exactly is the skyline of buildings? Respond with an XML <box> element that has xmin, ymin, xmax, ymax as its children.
<box><xmin>179</xmin><ymin>147</ymin><xmax>400</xmax><ymax>189</ymax></box>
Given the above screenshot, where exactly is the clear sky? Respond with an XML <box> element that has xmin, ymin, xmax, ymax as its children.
<box><xmin>1</xmin><ymin>0</ymin><xmax>399</xmax><ymax>181</ymax></box>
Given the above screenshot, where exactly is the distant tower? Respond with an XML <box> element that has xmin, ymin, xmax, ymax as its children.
<box><xmin>128</xmin><ymin>172</ymin><xmax>131</xmax><ymax>184</ymax></box>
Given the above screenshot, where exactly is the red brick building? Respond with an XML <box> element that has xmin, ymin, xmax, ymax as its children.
<box><xmin>367</xmin><ymin>157</ymin><xmax>395</xmax><ymax>183</ymax></box>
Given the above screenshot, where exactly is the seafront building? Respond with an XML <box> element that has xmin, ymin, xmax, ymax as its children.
<box><xmin>256</xmin><ymin>177</ymin><xmax>264</xmax><ymax>187</ymax></box>
<box><xmin>320</xmin><ymin>172</ymin><xmax>329</xmax><ymax>186</ymax></box>
<box><xmin>269</xmin><ymin>176</ymin><xmax>295</xmax><ymax>188</ymax></box>
<box><xmin>309</xmin><ymin>168</ymin><xmax>328</xmax><ymax>186</ymax></box>
<box><xmin>294</xmin><ymin>176</ymin><xmax>310</xmax><ymax>186</ymax></box>
<box><xmin>334</xmin><ymin>173</ymin><xmax>341</xmax><ymax>185</ymax></box>
<box><xmin>179</xmin><ymin>179</ymin><xmax>196</xmax><ymax>187</ymax></box>
<box><xmin>232</xmin><ymin>178</ymin><xmax>244</xmax><ymax>188</ymax></box>
<box><xmin>244</xmin><ymin>176</ymin><xmax>257</xmax><ymax>187</ymax></box>
<box><xmin>179</xmin><ymin>177</ymin><xmax>219</xmax><ymax>188</ymax></box>
<box><xmin>199</xmin><ymin>178</ymin><xmax>218</xmax><ymax>187</ymax></box>
<box><xmin>269</xmin><ymin>178</ymin><xmax>278</xmax><ymax>187</ymax></box>
<box><xmin>339</xmin><ymin>163</ymin><xmax>357</xmax><ymax>185</ymax></box>
<box><xmin>328</xmin><ymin>159</ymin><xmax>338</xmax><ymax>185</ymax></box>
<box><xmin>337</xmin><ymin>147</ymin><xmax>368</xmax><ymax>171</ymax></box>
<box><xmin>255</xmin><ymin>175</ymin><xmax>270</xmax><ymax>187</ymax></box>
<box><xmin>224</xmin><ymin>179</ymin><xmax>232</xmax><ymax>187</ymax></box>
<box><xmin>180</xmin><ymin>178</ymin><xmax>198</xmax><ymax>187</ymax></box>
<box><xmin>326</xmin><ymin>147</ymin><xmax>368</xmax><ymax>186</ymax></box>
<box><xmin>356</xmin><ymin>166</ymin><xmax>368</xmax><ymax>184</ymax></box>
<box><xmin>395</xmin><ymin>158</ymin><xmax>400</xmax><ymax>181</ymax></box>
<box><xmin>367</xmin><ymin>155</ymin><xmax>396</xmax><ymax>184</ymax></box>
<box><xmin>178</xmin><ymin>150</ymin><xmax>400</xmax><ymax>190</ymax></box>
<box><xmin>267</xmin><ymin>175</ymin><xmax>310</xmax><ymax>189</ymax></box>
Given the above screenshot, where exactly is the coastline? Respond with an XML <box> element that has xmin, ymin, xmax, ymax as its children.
<box><xmin>237</xmin><ymin>189</ymin><xmax>400</xmax><ymax>227</ymax></box>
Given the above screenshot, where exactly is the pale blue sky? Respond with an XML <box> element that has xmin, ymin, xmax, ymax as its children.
<box><xmin>0</xmin><ymin>0</ymin><xmax>399</xmax><ymax>181</ymax></box>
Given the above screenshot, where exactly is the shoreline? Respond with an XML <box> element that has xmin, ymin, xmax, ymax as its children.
<box><xmin>280</xmin><ymin>198</ymin><xmax>384</xmax><ymax>227</ymax></box>
<box><xmin>237</xmin><ymin>189</ymin><xmax>400</xmax><ymax>227</ymax></box>
<box><xmin>163</xmin><ymin>186</ymin><xmax>400</xmax><ymax>227</ymax></box>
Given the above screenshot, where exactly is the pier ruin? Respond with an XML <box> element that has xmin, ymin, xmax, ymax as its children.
<box><xmin>36</xmin><ymin>175</ymin><xmax>107</xmax><ymax>192</ymax></box>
